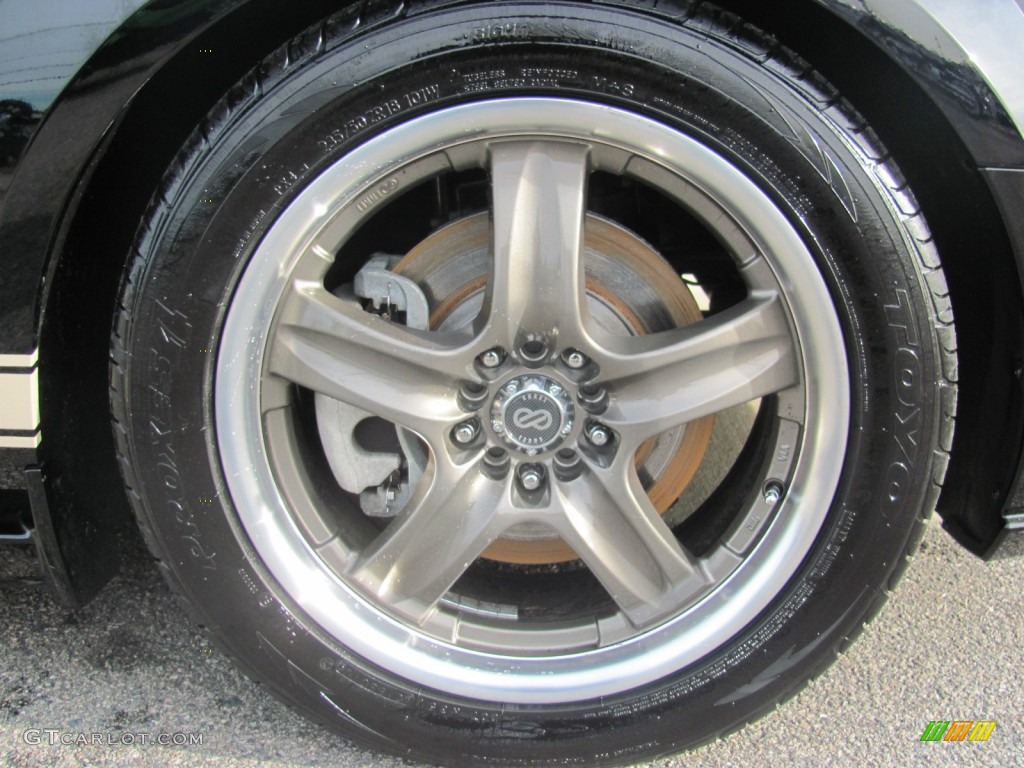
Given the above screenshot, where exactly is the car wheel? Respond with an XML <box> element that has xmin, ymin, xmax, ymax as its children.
<box><xmin>110</xmin><ymin>1</ymin><xmax>956</xmax><ymax>764</ymax></box>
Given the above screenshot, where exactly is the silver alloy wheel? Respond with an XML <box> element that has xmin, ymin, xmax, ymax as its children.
<box><xmin>215</xmin><ymin>98</ymin><xmax>849</xmax><ymax>704</ymax></box>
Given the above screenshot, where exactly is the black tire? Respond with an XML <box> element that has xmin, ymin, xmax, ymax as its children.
<box><xmin>110</xmin><ymin>2</ymin><xmax>956</xmax><ymax>765</ymax></box>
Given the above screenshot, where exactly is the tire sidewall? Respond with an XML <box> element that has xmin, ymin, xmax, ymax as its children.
<box><xmin>120</xmin><ymin>3</ymin><xmax>941</xmax><ymax>763</ymax></box>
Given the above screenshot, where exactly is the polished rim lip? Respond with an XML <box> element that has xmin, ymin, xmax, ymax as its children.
<box><xmin>215</xmin><ymin>98</ymin><xmax>850</xmax><ymax>704</ymax></box>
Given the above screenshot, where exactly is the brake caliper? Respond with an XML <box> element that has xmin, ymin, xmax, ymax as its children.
<box><xmin>314</xmin><ymin>255</ymin><xmax>429</xmax><ymax>517</ymax></box>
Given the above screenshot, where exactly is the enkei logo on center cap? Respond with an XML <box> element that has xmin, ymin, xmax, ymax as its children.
<box><xmin>512</xmin><ymin>408</ymin><xmax>554</xmax><ymax>432</ymax></box>
<box><xmin>491</xmin><ymin>375</ymin><xmax>574</xmax><ymax>453</ymax></box>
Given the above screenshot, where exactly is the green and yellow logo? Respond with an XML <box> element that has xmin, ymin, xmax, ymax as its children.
<box><xmin>920</xmin><ymin>720</ymin><xmax>996</xmax><ymax>742</ymax></box>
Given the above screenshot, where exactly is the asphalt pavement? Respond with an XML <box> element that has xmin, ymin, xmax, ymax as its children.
<box><xmin>0</xmin><ymin>517</ymin><xmax>1021</xmax><ymax>768</ymax></box>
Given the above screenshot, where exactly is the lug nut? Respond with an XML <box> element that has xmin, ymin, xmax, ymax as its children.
<box><xmin>553</xmin><ymin>448</ymin><xmax>583</xmax><ymax>481</ymax></box>
<box><xmin>518</xmin><ymin>463</ymin><xmax>546</xmax><ymax>492</ymax></box>
<box><xmin>562</xmin><ymin>349</ymin><xmax>588</xmax><ymax>369</ymax></box>
<box><xmin>478</xmin><ymin>348</ymin><xmax>505</xmax><ymax>369</ymax></box>
<box><xmin>482</xmin><ymin>447</ymin><xmax>510</xmax><ymax>479</ymax></box>
<box><xmin>458</xmin><ymin>381</ymin><xmax>488</xmax><ymax>411</ymax></box>
<box><xmin>763</xmin><ymin>480</ymin><xmax>785</xmax><ymax>505</ymax></box>
<box><xmin>519</xmin><ymin>338</ymin><xmax>548</xmax><ymax>364</ymax></box>
<box><xmin>578</xmin><ymin>384</ymin><xmax>609</xmax><ymax>414</ymax></box>
<box><xmin>452</xmin><ymin>420</ymin><xmax>479</xmax><ymax>445</ymax></box>
<box><xmin>585</xmin><ymin>423</ymin><xmax>611</xmax><ymax>447</ymax></box>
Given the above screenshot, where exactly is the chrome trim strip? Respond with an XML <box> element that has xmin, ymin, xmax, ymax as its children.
<box><xmin>0</xmin><ymin>350</ymin><xmax>39</xmax><ymax>368</ymax></box>
<box><xmin>0</xmin><ymin>370</ymin><xmax>40</xmax><ymax>430</ymax></box>
<box><xmin>0</xmin><ymin>348</ymin><xmax>40</xmax><ymax>440</ymax></box>
<box><xmin>0</xmin><ymin>433</ymin><xmax>41</xmax><ymax>449</ymax></box>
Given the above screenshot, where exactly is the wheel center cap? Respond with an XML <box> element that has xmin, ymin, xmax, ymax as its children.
<box><xmin>491</xmin><ymin>375</ymin><xmax>574</xmax><ymax>454</ymax></box>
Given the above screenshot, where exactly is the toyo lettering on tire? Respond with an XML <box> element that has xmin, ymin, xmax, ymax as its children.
<box><xmin>109</xmin><ymin>1</ymin><xmax>956</xmax><ymax>765</ymax></box>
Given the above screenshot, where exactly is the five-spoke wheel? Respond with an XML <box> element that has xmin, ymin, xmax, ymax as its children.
<box><xmin>218</xmin><ymin>99</ymin><xmax>848</xmax><ymax>696</ymax></box>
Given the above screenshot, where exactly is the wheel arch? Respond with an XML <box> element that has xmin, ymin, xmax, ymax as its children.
<box><xmin>26</xmin><ymin>0</ymin><xmax>373</xmax><ymax>603</ymax></box>
<box><xmin>710</xmin><ymin>0</ymin><xmax>1024</xmax><ymax>557</ymax></box>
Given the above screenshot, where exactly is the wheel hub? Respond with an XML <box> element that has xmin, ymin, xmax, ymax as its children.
<box><xmin>394</xmin><ymin>211</ymin><xmax>715</xmax><ymax>564</ymax></box>
<box><xmin>491</xmin><ymin>375</ymin><xmax>574</xmax><ymax>454</ymax></box>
